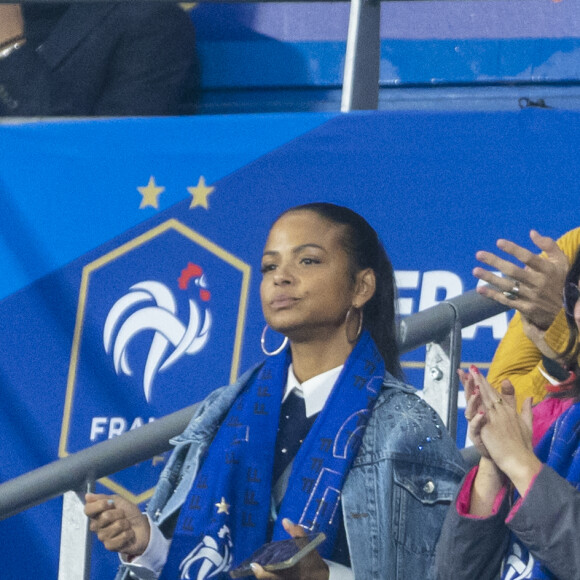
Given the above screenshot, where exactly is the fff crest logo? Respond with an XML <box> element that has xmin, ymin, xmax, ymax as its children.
<box><xmin>59</xmin><ymin>219</ymin><xmax>251</xmax><ymax>502</ymax></box>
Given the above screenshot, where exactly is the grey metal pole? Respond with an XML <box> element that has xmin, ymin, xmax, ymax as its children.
<box><xmin>398</xmin><ymin>289</ymin><xmax>508</xmax><ymax>352</ymax></box>
<box><xmin>0</xmin><ymin>289</ymin><xmax>509</xmax><ymax>522</ymax></box>
<box><xmin>59</xmin><ymin>483</ymin><xmax>94</xmax><ymax>580</ymax></box>
<box><xmin>341</xmin><ymin>0</ymin><xmax>381</xmax><ymax>111</ymax></box>
<box><xmin>0</xmin><ymin>402</ymin><xmax>199</xmax><ymax>520</ymax></box>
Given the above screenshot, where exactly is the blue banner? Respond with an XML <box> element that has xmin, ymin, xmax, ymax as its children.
<box><xmin>0</xmin><ymin>109</ymin><xmax>578</xmax><ymax>577</ymax></box>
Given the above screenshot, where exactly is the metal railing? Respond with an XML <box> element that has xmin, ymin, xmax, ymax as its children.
<box><xmin>0</xmin><ymin>289</ymin><xmax>507</xmax><ymax>518</ymax></box>
<box><xmin>402</xmin><ymin>290</ymin><xmax>510</xmax><ymax>440</ymax></box>
<box><xmin>0</xmin><ymin>288</ymin><xmax>508</xmax><ymax>578</ymax></box>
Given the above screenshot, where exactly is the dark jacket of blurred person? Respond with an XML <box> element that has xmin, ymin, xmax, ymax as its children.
<box><xmin>0</xmin><ymin>3</ymin><xmax>199</xmax><ymax>116</ymax></box>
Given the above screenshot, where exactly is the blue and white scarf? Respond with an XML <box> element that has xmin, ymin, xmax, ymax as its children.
<box><xmin>502</xmin><ymin>401</ymin><xmax>580</xmax><ymax>580</ymax></box>
<box><xmin>161</xmin><ymin>330</ymin><xmax>385</xmax><ymax>580</ymax></box>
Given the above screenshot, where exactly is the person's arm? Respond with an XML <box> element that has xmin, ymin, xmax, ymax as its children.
<box><xmin>469</xmin><ymin>366</ymin><xmax>541</xmax><ymax>501</ymax></box>
<box><xmin>85</xmin><ymin>495</ymin><xmax>173</xmax><ymax>580</ymax></box>
<box><xmin>459</xmin><ymin>367</ymin><xmax>510</xmax><ymax>517</ymax></box>
<box><xmin>465</xmin><ymin>370</ymin><xmax>580</xmax><ymax>579</ymax></box>
<box><xmin>486</xmin><ymin>311</ymin><xmax>570</xmax><ymax>406</ymax></box>
<box><xmin>436</xmin><ymin>368</ymin><xmax>538</xmax><ymax>579</ymax></box>
<box><xmin>434</xmin><ymin>370</ymin><xmax>511</xmax><ymax>579</ymax></box>
<box><xmin>507</xmin><ymin>465</ymin><xmax>580</xmax><ymax>580</ymax></box>
<box><xmin>119</xmin><ymin>515</ymin><xmax>171</xmax><ymax>580</ymax></box>
<box><xmin>434</xmin><ymin>468</ymin><xmax>511</xmax><ymax>580</ymax></box>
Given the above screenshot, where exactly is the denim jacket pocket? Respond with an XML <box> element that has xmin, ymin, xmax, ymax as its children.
<box><xmin>392</xmin><ymin>459</ymin><xmax>461</xmax><ymax>555</ymax></box>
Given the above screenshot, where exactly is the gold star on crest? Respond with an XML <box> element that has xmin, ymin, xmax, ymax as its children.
<box><xmin>137</xmin><ymin>176</ymin><xmax>165</xmax><ymax>209</ymax></box>
<box><xmin>215</xmin><ymin>497</ymin><xmax>230</xmax><ymax>515</ymax></box>
<box><xmin>188</xmin><ymin>176</ymin><xmax>215</xmax><ymax>210</ymax></box>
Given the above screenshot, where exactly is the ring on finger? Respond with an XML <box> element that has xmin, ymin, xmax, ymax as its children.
<box><xmin>502</xmin><ymin>280</ymin><xmax>520</xmax><ymax>301</ymax></box>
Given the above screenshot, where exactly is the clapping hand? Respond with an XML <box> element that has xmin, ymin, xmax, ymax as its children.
<box><xmin>467</xmin><ymin>367</ymin><xmax>541</xmax><ymax>495</ymax></box>
<box><xmin>460</xmin><ymin>367</ymin><xmax>490</xmax><ymax>459</ymax></box>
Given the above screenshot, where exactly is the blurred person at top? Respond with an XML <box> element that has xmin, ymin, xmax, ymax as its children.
<box><xmin>0</xmin><ymin>2</ymin><xmax>199</xmax><ymax>116</ymax></box>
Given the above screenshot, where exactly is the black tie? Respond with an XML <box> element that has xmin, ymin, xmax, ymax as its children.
<box><xmin>272</xmin><ymin>390</ymin><xmax>317</xmax><ymax>485</ymax></box>
<box><xmin>269</xmin><ymin>390</ymin><xmax>352</xmax><ymax>568</ymax></box>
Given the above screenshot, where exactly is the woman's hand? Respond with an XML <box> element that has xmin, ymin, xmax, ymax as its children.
<box><xmin>469</xmin><ymin>367</ymin><xmax>541</xmax><ymax>495</ymax></box>
<box><xmin>250</xmin><ymin>519</ymin><xmax>329</xmax><ymax>580</ymax></box>
<box><xmin>461</xmin><ymin>368</ymin><xmax>507</xmax><ymax>516</ymax></box>
<box><xmin>84</xmin><ymin>493</ymin><xmax>151</xmax><ymax>558</ymax></box>
<box><xmin>460</xmin><ymin>368</ymin><xmax>489</xmax><ymax>459</ymax></box>
<box><xmin>461</xmin><ymin>370</ymin><xmax>521</xmax><ymax>459</ymax></box>
<box><xmin>473</xmin><ymin>230</ymin><xmax>569</xmax><ymax>332</ymax></box>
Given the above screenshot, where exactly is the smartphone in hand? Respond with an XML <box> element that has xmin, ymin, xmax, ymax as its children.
<box><xmin>229</xmin><ymin>532</ymin><xmax>326</xmax><ymax>578</ymax></box>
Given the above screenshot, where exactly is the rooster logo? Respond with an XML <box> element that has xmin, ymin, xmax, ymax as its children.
<box><xmin>103</xmin><ymin>263</ymin><xmax>212</xmax><ymax>402</ymax></box>
<box><xmin>179</xmin><ymin>525</ymin><xmax>233</xmax><ymax>580</ymax></box>
<box><xmin>504</xmin><ymin>542</ymin><xmax>534</xmax><ymax>580</ymax></box>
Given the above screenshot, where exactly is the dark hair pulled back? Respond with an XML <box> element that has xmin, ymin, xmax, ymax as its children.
<box><xmin>558</xmin><ymin>247</ymin><xmax>580</xmax><ymax>399</ymax></box>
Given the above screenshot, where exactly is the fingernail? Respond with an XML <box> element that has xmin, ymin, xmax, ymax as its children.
<box><xmin>250</xmin><ymin>563</ymin><xmax>258</xmax><ymax>571</ymax></box>
<box><xmin>470</xmin><ymin>365</ymin><xmax>480</xmax><ymax>375</ymax></box>
<box><xmin>282</xmin><ymin>517</ymin><xmax>294</xmax><ymax>526</ymax></box>
<box><xmin>107</xmin><ymin>499</ymin><xmax>115</xmax><ymax>506</ymax></box>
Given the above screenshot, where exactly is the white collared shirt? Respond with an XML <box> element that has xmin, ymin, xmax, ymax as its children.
<box><xmin>283</xmin><ymin>363</ymin><xmax>344</xmax><ymax>418</ymax></box>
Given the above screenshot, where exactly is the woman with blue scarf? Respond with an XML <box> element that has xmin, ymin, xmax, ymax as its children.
<box><xmin>86</xmin><ymin>202</ymin><xmax>465</xmax><ymax>580</ymax></box>
<box><xmin>435</xmin><ymin>248</ymin><xmax>580</xmax><ymax>580</ymax></box>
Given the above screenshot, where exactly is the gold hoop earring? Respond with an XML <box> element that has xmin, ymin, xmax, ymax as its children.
<box><xmin>261</xmin><ymin>325</ymin><xmax>289</xmax><ymax>356</ymax></box>
<box><xmin>345</xmin><ymin>307</ymin><xmax>363</xmax><ymax>343</ymax></box>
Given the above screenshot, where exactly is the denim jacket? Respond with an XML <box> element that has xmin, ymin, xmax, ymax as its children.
<box><xmin>116</xmin><ymin>363</ymin><xmax>465</xmax><ymax>580</ymax></box>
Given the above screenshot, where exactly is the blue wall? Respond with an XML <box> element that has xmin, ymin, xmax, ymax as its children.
<box><xmin>0</xmin><ymin>108</ymin><xmax>579</xmax><ymax>577</ymax></box>
<box><xmin>189</xmin><ymin>1</ymin><xmax>580</xmax><ymax>113</ymax></box>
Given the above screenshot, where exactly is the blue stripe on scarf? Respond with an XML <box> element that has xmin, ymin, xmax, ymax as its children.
<box><xmin>161</xmin><ymin>330</ymin><xmax>385</xmax><ymax>580</ymax></box>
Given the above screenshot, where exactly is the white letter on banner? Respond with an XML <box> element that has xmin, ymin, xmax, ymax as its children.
<box><xmin>130</xmin><ymin>417</ymin><xmax>144</xmax><ymax>430</ymax></box>
<box><xmin>90</xmin><ymin>417</ymin><xmax>108</xmax><ymax>441</ymax></box>
<box><xmin>462</xmin><ymin>278</ymin><xmax>509</xmax><ymax>340</ymax></box>
<box><xmin>108</xmin><ymin>417</ymin><xmax>127</xmax><ymax>438</ymax></box>
<box><xmin>395</xmin><ymin>271</ymin><xmax>420</xmax><ymax>316</ymax></box>
<box><xmin>418</xmin><ymin>271</ymin><xmax>463</xmax><ymax>311</ymax></box>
